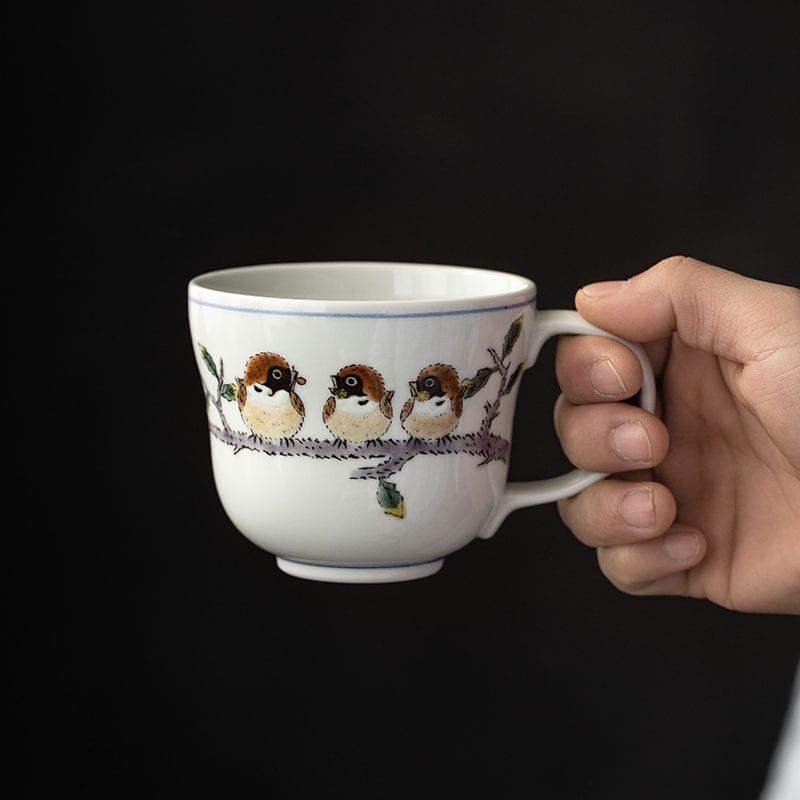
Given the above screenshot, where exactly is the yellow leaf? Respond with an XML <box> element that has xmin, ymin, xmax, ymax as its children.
<box><xmin>383</xmin><ymin>501</ymin><xmax>405</xmax><ymax>519</ymax></box>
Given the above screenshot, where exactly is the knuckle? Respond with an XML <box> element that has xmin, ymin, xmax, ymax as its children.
<box><xmin>649</xmin><ymin>254</ymin><xmax>693</xmax><ymax>279</ymax></box>
<box><xmin>597</xmin><ymin>545</ymin><xmax>644</xmax><ymax>594</ymax></box>
<box><xmin>558</xmin><ymin>488</ymin><xmax>616</xmax><ymax>547</ymax></box>
<box><xmin>557</xmin><ymin>497</ymin><xmax>592</xmax><ymax>542</ymax></box>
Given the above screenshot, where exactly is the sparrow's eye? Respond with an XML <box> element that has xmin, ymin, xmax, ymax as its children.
<box><xmin>345</xmin><ymin>375</ymin><xmax>358</xmax><ymax>387</ymax></box>
<box><xmin>424</xmin><ymin>377</ymin><xmax>436</xmax><ymax>389</ymax></box>
<box><xmin>253</xmin><ymin>385</ymin><xmax>263</xmax><ymax>393</ymax></box>
<box><xmin>271</xmin><ymin>368</ymin><xmax>283</xmax><ymax>381</ymax></box>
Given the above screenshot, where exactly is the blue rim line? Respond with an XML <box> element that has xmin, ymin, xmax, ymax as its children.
<box><xmin>188</xmin><ymin>294</ymin><xmax>535</xmax><ymax>319</ymax></box>
<box><xmin>280</xmin><ymin>557</ymin><xmax>444</xmax><ymax>569</ymax></box>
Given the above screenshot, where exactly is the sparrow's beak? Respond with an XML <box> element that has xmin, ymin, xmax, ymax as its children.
<box><xmin>409</xmin><ymin>381</ymin><xmax>430</xmax><ymax>402</ymax></box>
<box><xmin>330</xmin><ymin>375</ymin><xmax>348</xmax><ymax>399</ymax></box>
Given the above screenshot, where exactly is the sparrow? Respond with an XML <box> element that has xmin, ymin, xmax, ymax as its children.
<box><xmin>323</xmin><ymin>364</ymin><xmax>394</xmax><ymax>445</ymax></box>
<box><xmin>401</xmin><ymin>363</ymin><xmax>464</xmax><ymax>440</ymax></box>
<box><xmin>236</xmin><ymin>352</ymin><xmax>306</xmax><ymax>439</ymax></box>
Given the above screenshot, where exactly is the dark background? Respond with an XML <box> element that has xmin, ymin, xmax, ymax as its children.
<box><xmin>12</xmin><ymin>2</ymin><xmax>799</xmax><ymax>797</ymax></box>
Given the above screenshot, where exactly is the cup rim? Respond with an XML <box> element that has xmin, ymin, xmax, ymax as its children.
<box><xmin>188</xmin><ymin>261</ymin><xmax>537</xmax><ymax>316</ymax></box>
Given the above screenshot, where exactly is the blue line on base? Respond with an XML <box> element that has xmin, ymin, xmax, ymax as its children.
<box><xmin>280</xmin><ymin>557</ymin><xmax>444</xmax><ymax>570</ymax></box>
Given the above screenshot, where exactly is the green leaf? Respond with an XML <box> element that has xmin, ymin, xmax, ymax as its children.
<box><xmin>461</xmin><ymin>366</ymin><xmax>497</xmax><ymax>399</ymax></box>
<box><xmin>503</xmin><ymin>364</ymin><xmax>522</xmax><ymax>395</ymax></box>
<box><xmin>221</xmin><ymin>383</ymin><xmax>237</xmax><ymax>402</ymax></box>
<box><xmin>198</xmin><ymin>343</ymin><xmax>219</xmax><ymax>380</ymax></box>
<box><xmin>377</xmin><ymin>478</ymin><xmax>405</xmax><ymax>519</ymax></box>
<box><xmin>501</xmin><ymin>315</ymin><xmax>524</xmax><ymax>360</ymax></box>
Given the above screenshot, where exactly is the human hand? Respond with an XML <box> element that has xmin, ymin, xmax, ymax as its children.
<box><xmin>554</xmin><ymin>256</ymin><xmax>800</xmax><ymax>613</ymax></box>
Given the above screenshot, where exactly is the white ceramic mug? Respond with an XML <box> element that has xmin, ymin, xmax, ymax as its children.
<box><xmin>188</xmin><ymin>262</ymin><xmax>655</xmax><ymax>583</ymax></box>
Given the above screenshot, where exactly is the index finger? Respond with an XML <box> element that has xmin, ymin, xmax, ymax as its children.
<box><xmin>555</xmin><ymin>334</ymin><xmax>643</xmax><ymax>405</ymax></box>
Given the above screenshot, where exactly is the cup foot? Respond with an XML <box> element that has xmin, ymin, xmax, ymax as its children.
<box><xmin>275</xmin><ymin>557</ymin><xmax>444</xmax><ymax>583</ymax></box>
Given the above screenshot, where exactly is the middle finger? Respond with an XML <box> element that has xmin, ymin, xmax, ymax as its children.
<box><xmin>553</xmin><ymin>394</ymin><xmax>670</xmax><ymax>473</ymax></box>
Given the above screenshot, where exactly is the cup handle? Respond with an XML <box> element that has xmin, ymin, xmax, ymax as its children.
<box><xmin>478</xmin><ymin>309</ymin><xmax>657</xmax><ymax>539</ymax></box>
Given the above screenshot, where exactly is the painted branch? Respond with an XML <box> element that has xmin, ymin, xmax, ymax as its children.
<box><xmin>205</xmin><ymin>389</ymin><xmax>230</xmax><ymax>435</ymax></box>
<box><xmin>351</xmin><ymin>432</ymin><xmax>509</xmax><ymax>479</ymax></box>
<box><xmin>207</xmin><ymin>423</ymin><xmax>509</xmax><ymax>479</ymax></box>
<box><xmin>207</xmin><ymin>357</ymin><xmax>232</xmax><ymax>434</ymax></box>
<box><xmin>477</xmin><ymin>348</ymin><xmax>513</xmax><ymax>441</ymax></box>
<box><xmin>479</xmin><ymin>347</ymin><xmax>513</xmax><ymax>439</ymax></box>
<box><xmin>488</xmin><ymin>347</ymin><xmax>509</xmax><ymax>381</ymax></box>
<box><xmin>478</xmin><ymin>396</ymin><xmax>503</xmax><ymax>441</ymax></box>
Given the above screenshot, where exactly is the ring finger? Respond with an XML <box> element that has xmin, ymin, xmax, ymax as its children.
<box><xmin>553</xmin><ymin>394</ymin><xmax>670</xmax><ymax>474</ymax></box>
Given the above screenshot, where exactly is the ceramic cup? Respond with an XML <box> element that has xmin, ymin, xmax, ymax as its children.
<box><xmin>188</xmin><ymin>262</ymin><xmax>655</xmax><ymax>583</ymax></box>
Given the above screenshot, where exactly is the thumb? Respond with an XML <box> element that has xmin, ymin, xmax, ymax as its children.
<box><xmin>576</xmin><ymin>255</ymin><xmax>800</xmax><ymax>364</ymax></box>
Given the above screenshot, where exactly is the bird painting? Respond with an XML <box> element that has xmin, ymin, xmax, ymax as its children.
<box><xmin>323</xmin><ymin>364</ymin><xmax>394</xmax><ymax>445</ymax></box>
<box><xmin>401</xmin><ymin>364</ymin><xmax>464</xmax><ymax>440</ymax></box>
<box><xmin>236</xmin><ymin>352</ymin><xmax>306</xmax><ymax>439</ymax></box>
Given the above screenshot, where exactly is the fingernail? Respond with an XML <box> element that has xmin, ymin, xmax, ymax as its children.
<box><xmin>663</xmin><ymin>530</ymin><xmax>700</xmax><ymax>561</ymax></box>
<box><xmin>620</xmin><ymin>488</ymin><xmax>655</xmax><ymax>529</ymax></box>
<box><xmin>581</xmin><ymin>280</ymin><xmax>627</xmax><ymax>298</ymax></box>
<box><xmin>610</xmin><ymin>420</ymin><xmax>652</xmax><ymax>463</ymax></box>
<box><xmin>589</xmin><ymin>358</ymin><xmax>628</xmax><ymax>397</ymax></box>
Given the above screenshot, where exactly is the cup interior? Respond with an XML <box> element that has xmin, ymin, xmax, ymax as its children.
<box><xmin>190</xmin><ymin>262</ymin><xmax>533</xmax><ymax>303</ymax></box>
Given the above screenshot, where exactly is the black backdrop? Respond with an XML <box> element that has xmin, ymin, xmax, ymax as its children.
<box><xmin>12</xmin><ymin>3</ymin><xmax>800</xmax><ymax>797</ymax></box>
